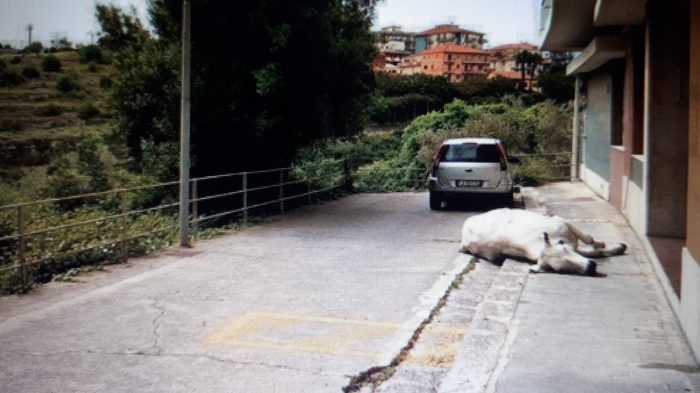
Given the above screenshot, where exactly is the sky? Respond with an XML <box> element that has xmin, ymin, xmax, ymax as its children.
<box><xmin>0</xmin><ymin>0</ymin><xmax>537</xmax><ymax>48</ymax></box>
<box><xmin>374</xmin><ymin>0</ymin><xmax>539</xmax><ymax>47</ymax></box>
<box><xmin>0</xmin><ymin>0</ymin><xmax>150</xmax><ymax>47</ymax></box>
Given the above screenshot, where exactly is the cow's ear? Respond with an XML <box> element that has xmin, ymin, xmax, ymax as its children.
<box><xmin>543</xmin><ymin>232</ymin><xmax>552</xmax><ymax>247</ymax></box>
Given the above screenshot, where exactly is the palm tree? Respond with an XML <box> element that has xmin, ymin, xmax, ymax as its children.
<box><xmin>514</xmin><ymin>50</ymin><xmax>543</xmax><ymax>92</ymax></box>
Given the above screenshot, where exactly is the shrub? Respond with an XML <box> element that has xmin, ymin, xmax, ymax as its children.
<box><xmin>292</xmin><ymin>133</ymin><xmax>403</xmax><ymax>191</ymax></box>
<box><xmin>99</xmin><ymin>76</ymin><xmax>113</xmax><ymax>88</ymax></box>
<box><xmin>140</xmin><ymin>140</ymin><xmax>180</xmax><ymax>181</ymax></box>
<box><xmin>42</xmin><ymin>55</ymin><xmax>62</xmax><ymax>72</ymax></box>
<box><xmin>0</xmin><ymin>69</ymin><xmax>26</xmax><ymax>87</ymax></box>
<box><xmin>10</xmin><ymin>56</ymin><xmax>22</xmax><ymax>64</ymax></box>
<box><xmin>87</xmin><ymin>63</ymin><xmax>99</xmax><ymax>73</ymax></box>
<box><xmin>353</xmin><ymin>159</ymin><xmax>425</xmax><ymax>192</ymax></box>
<box><xmin>38</xmin><ymin>104</ymin><xmax>63</xmax><ymax>116</ymax></box>
<box><xmin>21</xmin><ymin>66</ymin><xmax>40</xmax><ymax>78</ymax></box>
<box><xmin>26</xmin><ymin>42</ymin><xmax>43</xmax><ymax>54</ymax></box>
<box><xmin>0</xmin><ymin>118</ymin><xmax>25</xmax><ymax>131</ymax></box>
<box><xmin>78</xmin><ymin>44</ymin><xmax>109</xmax><ymax>64</ymax></box>
<box><xmin>56</xmin><ymin>73</ymin><xmax>80</xmax><ymax>93</ymax></box>
<box><xmin>77</xmin><ymin>103</ymin><xmax>101</xmax><ymax>120</ymax></box>
<box><xmin>0</xmin><ymin>58</ymin><xmax>6</xmax><ymax>70</ymax></box>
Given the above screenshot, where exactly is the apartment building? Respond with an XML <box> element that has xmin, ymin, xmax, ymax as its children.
<box><xmin>414</xmin><ymin>24</ymin><xmax>486</xmax><ymax>53</ymax></box>
<box><xmin>538</xmin><ymin>0</ymin><xmax>700</xmax><ymax>357</ymax></box>
<box><xmin>417</xmin><ymin>43</ymin><xmax>491</xmax><ymax>83</ymax></box>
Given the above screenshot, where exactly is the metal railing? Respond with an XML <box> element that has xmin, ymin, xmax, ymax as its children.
<box><xmin>0</xmin><ymin>168</ymin><xmax>343</xmax><ymax>290</ymax></box>
<box><xmin>0</xmin><ymin>152</ymin><xmax>571</xmax><ymax>291</ymax></box>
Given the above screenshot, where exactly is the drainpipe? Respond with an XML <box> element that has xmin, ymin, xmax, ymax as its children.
<box><xmin>571</xmin><ymin>76</ymin><xmax>581</xmax><ymax>181</ymax></box>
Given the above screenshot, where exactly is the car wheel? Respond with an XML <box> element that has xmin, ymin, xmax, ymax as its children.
<box><xmin>502</xmin><ymin>191</ymin><xmax>514</xmax><ymax>208</ymax></box>
<box><xmin>429</xmin><ymin>191</ymin><xmax>442</xmax><ymax>210</ymax></box>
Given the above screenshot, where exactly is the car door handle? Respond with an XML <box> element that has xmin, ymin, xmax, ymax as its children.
<box><xmin>464</xmin><ymin>169</ymin><xmax>473</xmax><ymax>173</ymax></box>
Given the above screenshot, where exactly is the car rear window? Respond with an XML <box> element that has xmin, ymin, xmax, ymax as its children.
<box><xmin>443</xmin><ymin>143</ymin><xmax>500</xmax><ymax>163</ymax></box>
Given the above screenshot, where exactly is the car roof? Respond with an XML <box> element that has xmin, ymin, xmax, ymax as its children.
<box><xmin>442</xmin><ymin>137</ymin><xmax>500</xmax><ymax>145</ymax></box>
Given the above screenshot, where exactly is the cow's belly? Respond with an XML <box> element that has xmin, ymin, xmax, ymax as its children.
<box><xmin>460</xmin><ymin>209</ymin><xmax>572</xmax><ymax>261</ymax></box>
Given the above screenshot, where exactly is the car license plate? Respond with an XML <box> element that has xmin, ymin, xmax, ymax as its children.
<box><xmin>456</xmin><ymin>180</ymin><xmax>482</xmax><ymax>187</ymax></box>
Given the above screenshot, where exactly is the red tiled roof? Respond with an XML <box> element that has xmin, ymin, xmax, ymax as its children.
<box><xmin>417</xmin><ymin>25</ymin><xmax>484</xmax><ymax>36</ymax></box>
<box><xmin>421</xmin><ymin>43</ymin><xmax>490</xmax><ymax>55</ymax></box>
<box><xmin>490</xmin><ymin>70</ymin><xmax>531</xmax><ymax>80</ymax></box>
<box><xmin>488</xmin><ymin>43</ymin><xmax>538</xmax><ymax>51</ymax></box>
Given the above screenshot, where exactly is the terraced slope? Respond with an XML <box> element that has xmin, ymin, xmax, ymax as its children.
<box><xmin>0</xmin><ymin>50</ymin><xmax>115</xmax><ymax>172</ymax></box>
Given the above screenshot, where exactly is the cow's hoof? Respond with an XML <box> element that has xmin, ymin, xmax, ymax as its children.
<box><xmin>618</xmin><ymin>243</ymin><xmax>627</xmax><ymax>254</ymax></box>
<box><xmin>585</xmin><ymin>260</ymin><xmax>597</xmax><ymax>276</ymax></box>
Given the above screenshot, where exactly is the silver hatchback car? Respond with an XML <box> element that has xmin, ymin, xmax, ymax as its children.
<box><xmin>427</xmin><ymin>138</ymin><xmax>517</xmax><ymax>209</ymax></box>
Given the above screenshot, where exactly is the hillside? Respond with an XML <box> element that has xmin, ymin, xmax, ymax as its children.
<box><xmin>0</xmin><ymin>50</ymin><xmax>116</xmax><ymax>178</ymax></box>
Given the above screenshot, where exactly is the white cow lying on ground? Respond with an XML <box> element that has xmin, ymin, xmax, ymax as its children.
<box><xmin>460</xmin><ymin>208</ymin><xmax>627</xmax><ymax>276</ymax></box>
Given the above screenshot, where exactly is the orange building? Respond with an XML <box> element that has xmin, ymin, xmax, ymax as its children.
<box><xmin>487</xmin><ymin>43</ymin><xmax>540</xmax><ymax>90</ymax></box>
<box><xmin>417</xmin><ymin>43</ymin><xmax>491</xmax><ymax>83</ymax></box>
<box><xmin>488</xmin><ymin>43</ymin><xmax>539</xmax><ymax>73</ymax></box>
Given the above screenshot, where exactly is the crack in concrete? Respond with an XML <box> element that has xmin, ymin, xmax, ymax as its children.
<box><xmin>10</xmin><ymin>349</ymin><xmax>342</xmax><ymax>378</ymax></box>
<box><xmin>139</xmin><ymin>298</ymin><xmax>166</xmax><ymax>355</ymax></box>
<box><xmin>342</xmin><ymin>260</ymin><xmax>476</xmax><ymax>393</ymax></box>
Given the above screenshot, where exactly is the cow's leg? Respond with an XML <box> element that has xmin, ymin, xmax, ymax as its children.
<box><xmin>530</xmin><ymin>259</ymin><xmax>549</xmax><ymax>273</ymax></box>
<box><xmin>577</xmin><ymin>243</ymin><xmax>627</xmax><ymax>258</ymax></box>
<box><xmin>565</xmin><ymin>223</ymin><xmax>606</xmax><ymax>249</ymax></box>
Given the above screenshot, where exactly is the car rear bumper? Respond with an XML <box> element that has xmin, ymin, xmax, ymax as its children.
<box><xmin>427</xmin><ymin>176</ymin><xmax>513</xmax><ymax>194</ymax></box>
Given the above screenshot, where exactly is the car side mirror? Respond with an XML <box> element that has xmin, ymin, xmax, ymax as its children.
<box><xmin>508</xmin><ymin>156</ymin><xmax>520</xmax><ymax>164</ymax></box>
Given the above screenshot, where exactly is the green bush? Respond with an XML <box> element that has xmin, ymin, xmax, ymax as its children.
<box><xmin>77</xmin><ymin>103</ymin><xmax>101</xmax><ymax>120</ymax></box>
<box><xmin>41</xmin><ymin>55</ymin><xmax>62</xmax><ymax>72</ymax></box>
<box><xmin>0</xmin><ymin>69</ymin><xmax>26</xmax><ymax>87</ymax></box>
<box><xmin>140</xmin><ymin>140</ymin><xmax>179</xmax><ymax>182</ymax></box>
<box><xmin>0</xmin><ymin>58</ymin><xmax>6</xmax><ymax>70</ymax></box>
<box><xmin>0</xmin><ymin>118</ymin><xmax>25</xmax><ymax>131</ymax></box>
<box><xmin>26</xmin><ymin>42</ymin><xmax>43</xmax><ymax>54</ymax></box>
<box><xmin>292</xmin><ymin>133</ymin><xmax>403</xmax><ymax>191</ymax></box>
<box><xmin>87</xmin><ymin>63</ymin><xmax>99</xmax><ymax>73</ymax></box>
<box><xmin>405</xmin><ymin>98</ymin><xmax>572</xmax><ymax>186</ymax></box>
<box><xmin>10</xmin><ymin>56</ymin><xmax>22</xmax><ymax>64</ymax></box>
<box><xmin>297</xmin><ymin>98</ymin><xmax>573</xmax><ymax>192</ymax></box>
<box><xmin>38</xmin><ymin>104</ymin><xmax>64</xmax><ymax>116</ymax></box>
<box><xmin>56</xmin><ymin>73</ymin><xmax>80</xmax><ymax>93</ymax></box>
<box><xmin>78</xmin><ymin>44</ymin><xmax>109</xmax><ymax>64</ymax></box>
<box><xmin>21</xmin><ymin>66</ymin><xmax>40</xmax><ymax>78</ymax></box>
<box><xmin>353</xmin><ymin>159</ymin><xmax>425</xmax><ymax>192</ymax></box>
<box><xmin>99</xmin><ymin>76</ymin><xmax>113</xmax><ymax>88</ymax></box>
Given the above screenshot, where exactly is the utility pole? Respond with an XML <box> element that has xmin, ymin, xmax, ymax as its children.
<box><xmin>26</xmin><ymin>24</ymin><xmax>33</xmax><ymax>46</ymax></box>
<box><xmin>179</xmin><ymin>0</ymin><xmax>192</xmax><ymax>247</ymax></box>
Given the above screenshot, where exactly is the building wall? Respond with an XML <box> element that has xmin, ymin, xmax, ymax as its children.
<box><xmin>688</xmin><ymin>0</ymin><xmax>700</xmax><ymax>261</ymax></box>
<box><xmin>645</xmin><ymin>0</ymin><xmax>690</xmax><ymax>238</ymax></box>
<box><xmin>415</xmin><ymin>36</ymin><xmax>427</xmax><ymax>53</ymax></box>
<box><xmin>682</xmin><ymin>1</ymin><xmax>700</xmax><ymax>354</ymax></box>
<box><xmin>583</xmin><ymin>73</ymin><xmax>612</xmax><ymax>184</ymax></box>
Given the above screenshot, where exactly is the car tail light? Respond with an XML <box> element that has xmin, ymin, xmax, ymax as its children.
<box><xmin>496</xmin><ymin>143</ymin><xmax>507</xmax><ymax>171</ymax></box>
<box><xmin>432</xmin><ymin>144</ymin><xmax>448</xmax><ymax>175</ymax></box>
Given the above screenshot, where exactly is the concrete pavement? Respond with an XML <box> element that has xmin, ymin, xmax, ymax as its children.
<box><xmin>0</xmin><ymin>193</ymin><xmax>474</xmax><ymax>393</ymax></box>
<box><xmin>1</xmin><ymin>184</ymin><xmax>698</xmax><ymax>392</ymax></box>
<box><xmin>358</xmin><ymin>182</ymin><xmax>699</xmax><ymax>393</ymax></box>
<box><xmin>493</xmin><ymin>183</ymin><xmax>698</xmax><ymax>393</ymax></box>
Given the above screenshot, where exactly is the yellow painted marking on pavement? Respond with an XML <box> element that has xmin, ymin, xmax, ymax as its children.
<box><xmin>204</xmin><ymin>312</ymin><xmax>401</xmax><ymax>358</ymax></box>
<box><xmin>405</xmin><ymin>323</ymin><xmax>468</xmax><ymax>368</ymax></box>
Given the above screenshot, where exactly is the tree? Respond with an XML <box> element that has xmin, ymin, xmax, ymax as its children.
<box><xmin>515</xmin><ymin>50</ymin><xmax>543</xmax><ymax>92</ymax></box>
<box><xmin>95</xmin><ymin>4</ymin><xmax>150</xmax><ymax>51</ymax></box>
<box><xmin>112</xmin><ymin>0</ymin><xmax>379</xmax><ymax>178</ymax></box>
<box><xmin>25</xmin><ymin>42</ymin><xmax>43</xmax><ymax>54</ymax></box>
<box><xmin>537</xmin><ymin>53</ymin><xmax>575</xmax><ymax>103</ymax></box>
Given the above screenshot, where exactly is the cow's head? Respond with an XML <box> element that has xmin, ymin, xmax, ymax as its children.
<box><xmin>539</xmin><ymin>232</ymin><xmax>597</xmax><ymax>276</ymax></box>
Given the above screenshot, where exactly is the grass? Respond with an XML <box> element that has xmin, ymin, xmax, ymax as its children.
<box><xmin>0</xmin><ymin>51</ymin><xmax>114</xmax><ymax>150</ymax></box>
